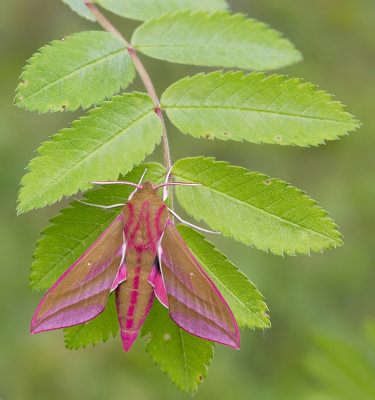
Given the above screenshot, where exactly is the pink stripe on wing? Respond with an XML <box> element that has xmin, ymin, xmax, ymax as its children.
<box><xmin>32</xmin><ymin>304</ymin><xmax>104</xmax><ymax>333</ymax></box>
<box><xmin>170</xmin><ymin>312</ymin><xmax>239</xmax><ymax>349</ymax></box>
<box><xmin>164</xmin><ymin>285</ymin><xmax>232</xmax><ymax>332</ymax></box>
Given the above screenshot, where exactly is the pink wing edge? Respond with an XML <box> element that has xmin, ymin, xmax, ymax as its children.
<box><xmin>31</xmin><ymin>214</ymin><xmax>126</xmax><ymax>334</ymax></box>
<box><xmin>158</xmin><ymin>220</ymin><xmax>240</xmax><ymax>349</ymax></box>
<box><xmin>148</xmin><ymin>262</ymin><xmax>168</xmax><ymax>308</ymax></box>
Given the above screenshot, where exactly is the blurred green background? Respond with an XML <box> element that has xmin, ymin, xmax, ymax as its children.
<box><xmin>1</xmin><ymin>1</ymin><xmax>374</xmax><ymax>399</ymax></box>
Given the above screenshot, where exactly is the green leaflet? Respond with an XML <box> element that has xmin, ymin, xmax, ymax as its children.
<box><xmin>97</xmin><ymin>0</ymin><xmax>227</xmax><ymax>21</ymax></box>
<box><xmin>177</xmin><ymin>225</ymin><xmax>270</xmax><ymax>329</ymax></box>
<box><xmin>141</xmin><ymin>301</ymin><xmax>215</xmax><ymax>393</ymax></box>
<box><xmin>17</xmin><ymin>93</ymin><xmax>163</xmax><ymax>214</ymax></box>
<box><xmin>61</xmin><ymin>0</ymin><xmax>96</xmax><ymax>21</ymax></box>
<box><xmin>132</xmin><ymin>11</ymin><xmax>302</xmax><ymax>70</ymax></box>
<box><xmin>15</xmin><ymin>31</ymin><xmax>135</xmax><ymax>113</ymax></box>
<box><xmin>172</xmin><ymin>157</ymin><xmax>342</xmax><ymax>256</ymax></box>
<box><xmin>64</xmin><ymin>293</ymin><xmax>119</xmax><ymax>349</ymax></box>
<box><xmin>30</xmin><ymin>163</ymin><xmax>166</xmax><ymax>290</ymax></box>
<box><xmin>162</xmin><ymin>72</ymin><xmax>360</xmax><ymax>146</ymax></box>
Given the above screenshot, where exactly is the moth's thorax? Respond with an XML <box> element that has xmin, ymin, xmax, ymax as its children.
<box><xmin>122</xmin><ymin>182</ymin><xmax>168</xmax><ymax>250</ymax></box>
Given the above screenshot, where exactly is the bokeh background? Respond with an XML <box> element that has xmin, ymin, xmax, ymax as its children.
<box><xmin>1</xmin><ymin>1</ymin><xmax>374</xmax><ymax>399</ymax></box>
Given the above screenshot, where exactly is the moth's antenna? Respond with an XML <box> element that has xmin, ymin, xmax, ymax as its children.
<box><xmin>76</xmin><ymin>200</ymin><xmax>124</xmax><ymax>209</ymax></box>
<box><xmin>155</xmin><ymin>182</ymin><xmax>203</xmax><ymax>190</ymax></box>
<box><xmin>129</xmin><ymin>168</ymin><xmax>148</xmax><ymax>200</ymax></box>
<box><xmin>155</xmin><ymin>178</ymin><xmax>203</xmax><ymax>202</ymax></box>
<box><xmin>90</xmin><ymin>181</ymin><xmax>142</xmax><ymax>189</ymax></box>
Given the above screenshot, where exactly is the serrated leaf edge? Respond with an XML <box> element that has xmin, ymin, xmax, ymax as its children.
<box><xmin>17</xmin><ymin>93</ymin><xmax>158</xmax><ymax>214</ymax></box>
<box><xmin>173</xmin><ymin>157</ymin><xmax>343</xmax><ymax>256</ymax></box>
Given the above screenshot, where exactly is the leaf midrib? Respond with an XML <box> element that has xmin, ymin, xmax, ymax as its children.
<box><xmin>164</xmin><ymin>104</ymin><xmax>353</xmax><ymax>125</ymax></box>
<box><xmin>175</xmin><ymin>172</ymin><xmax>340</xmax><ymax>244</ymax></box>
<box><xmin>64</xmin><ymin>323</ymin><xmax>86</xmax><ymax>349</ymax></box>
<box><xmin>20</xmin><ymin>47</ymin><xmax>127</xmax><ymax>103</ymax></box>
<box><xmin>136</xmin><ymin>43</ymin><xmax>294</xmax><ymax>54</ymax></box>
<box><xmin>178</xmin><ymin>328</ymin><xmax>191</xmax><ymax>391</ymax></box>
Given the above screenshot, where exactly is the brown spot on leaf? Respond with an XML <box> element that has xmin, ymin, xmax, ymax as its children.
<box><xmin>199</xmin><ymin>375</ymin><xmax>203</xmax><ymax>381</ymax></box>
<box><xmin>205</xmin><ymin>134</ymin><xmax>211</xmax><ymax>139</ymax></box>
<box><xmin>276</xmin><ymin>135</ymin><xmax>282</xmax><ymax>141</ymax></box>
<box><xmin>223</xmin><ymin>132</ymin><xmax>231</xmax><ymax>137</ymax></box>
<box><xmin>264</xmin><ymin>179</ymin><xmax>271</xmax><ymax>185</ymax></box>
<box><xmin>62</xmin><ymin>105</ymin><xmax>67</xmax><ymax>110</ymax></box>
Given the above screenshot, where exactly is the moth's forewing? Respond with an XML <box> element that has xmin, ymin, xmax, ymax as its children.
<box><xmin>159</xmin><ymin>220</ymin><xmax>240</xmax><ymax>349</ymax></box>
<box><xmin>31</xmin><ymin>215</ymin><xmax>125</xmax><ymax>333</ymax></box>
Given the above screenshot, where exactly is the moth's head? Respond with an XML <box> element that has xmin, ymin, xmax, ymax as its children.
<box><xmin>139</xmin><ymin>181</ymin><xmax>156</xmax><ymax>192</ymax></box>
<box><xmin>129</xmin><ymin>180</ymin><xmax>164</xmax><ymax>203</ymax></box>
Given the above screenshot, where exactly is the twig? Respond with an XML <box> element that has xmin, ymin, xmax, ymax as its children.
<box><xmin>84</xmin><ymin>1</ymin><xmax>172</xmax><ymax>171</ymax></box>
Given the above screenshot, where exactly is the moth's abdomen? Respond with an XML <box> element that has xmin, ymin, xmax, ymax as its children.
<box><xmin>115</xmin><ymin>250</ymin><xmax>155</xmax><ymax>352</ymax></box>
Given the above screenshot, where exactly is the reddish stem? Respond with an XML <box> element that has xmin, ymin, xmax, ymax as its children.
<box><xmin>84</xmin><ymin>1</ymin><xmax>172</xmax><ymax>171</ymax></box>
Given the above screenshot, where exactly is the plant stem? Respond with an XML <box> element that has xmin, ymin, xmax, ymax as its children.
<box><xmin>84</xmin><ymin>1</ymin><xmax>172</xmax><ymax>172</ymax></box>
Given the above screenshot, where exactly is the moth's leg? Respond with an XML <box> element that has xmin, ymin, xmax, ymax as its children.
<box><xmin>76</xmin><ymin>200</ymin><xmax>125</xmax><ymax>209</ymax></box>
<box><xmin>167</xmin><ymin>208</ymin><xmax>221</xmax><ymax>235</ymax></box>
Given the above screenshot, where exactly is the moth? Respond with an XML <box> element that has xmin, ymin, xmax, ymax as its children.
<box><xmin>31</xmin><ymin>174</ymin><xmax>240</xmax><ymax>351</ymax></box>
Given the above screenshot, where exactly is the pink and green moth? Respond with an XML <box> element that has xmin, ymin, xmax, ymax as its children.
<box><xmin>31</xmin><ymin>173</ymin><xmax>240</xmax><ymax>351</ymax></box>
